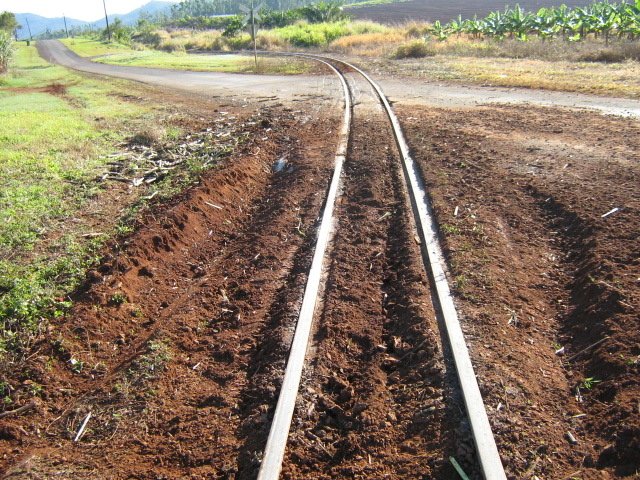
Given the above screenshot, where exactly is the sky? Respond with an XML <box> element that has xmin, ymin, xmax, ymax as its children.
<box><xmin>1</xmin><ymin>0</ymin><xmax>180</xmax><ymax>21</ymax></box>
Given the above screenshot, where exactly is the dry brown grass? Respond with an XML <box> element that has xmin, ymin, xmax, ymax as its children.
<box><xmin>392</xmin><ymin>54</ymin><xmax>640</xmax><ymax>98</ymax></box>
<box><xmin>393</xmin><ymin>40</ymin><xmax>435</xmax><ymax>58</ymax></box>
<box><xmin>330</xmin><ymin>31</ymin><xmax>405</xmax><ymax>55</ymax></box>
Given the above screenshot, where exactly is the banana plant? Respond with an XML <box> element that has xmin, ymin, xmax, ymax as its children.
<box><xmin>447</xmin><ymin>15</ymin><xmax>465</xmax><ymax>37</ymax></box>
<box><xmin>429</xmin><ymin>20</ymin><xmax>450</xmax><ymax>41</ymax></box>
<box><xmin>505</xmin><ymin>5</ymin><xmax>533</xmax><ymax>40</ymax></box>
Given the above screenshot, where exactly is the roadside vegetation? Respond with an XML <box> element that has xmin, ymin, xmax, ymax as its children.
<box><xmin>0</xmin><ymin>43</ymin><xmax>240</xmax><ymax>374</ymax></box>
<box><xmin>0</xmin><ymin>44</ymin><xmax>149</xmax><ymax>362</ymax></box>
<box><xmin>0</xmin><ymin>12</ymin><xmax>17</xmax><ymax>72</ymax></box>
<box><xmin>61</xmin><ymin>38</ymin><xmax>313</xmax><ymax>74</ymax></box>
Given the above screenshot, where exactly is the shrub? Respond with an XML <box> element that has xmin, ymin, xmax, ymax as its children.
<box><xmin>0</xmin><ymin>31</ymin><xmax>13</xmax><ymax>73</ymax></box>
<box><xmin>330</xmin><ymin>31</ymin><xmax>404</xmax><ymax>53</ymax></box>
<box><xmin>394</xmin><ymin>40</ymin><xmax>435</xmax><ymax>59</ymax></box>
<box><xmin>225</xmin><ymin>34</ymin><xmax>252</xmax><ymax>50</ymax></box>
<box><xmin>404</xmin><ymin>21</ymin><xmax>430</xmax><ymax>38</ymax></box>
<box><xmin>270</xmin><ymin>21</ymin><xmax>354</xmax><ymax>47</ymax></box>
<box><xmin>222</xmin><ymin>16</ymin><xmax>244</xmax><ymax>38</ymax></box>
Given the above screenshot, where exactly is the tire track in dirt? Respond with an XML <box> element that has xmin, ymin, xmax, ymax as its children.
<box><xmin>399</xmin><ymin>104</ymin><xmax>639</xmax><ymax>478</ymax></box>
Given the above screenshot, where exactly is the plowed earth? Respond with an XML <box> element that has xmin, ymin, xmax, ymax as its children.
<box><xmin>348</xmin><ymin>0</ymin><xmax>588</xmax><ymax>24</ymax></box>
<box><xmin>400</xmin><ymin>104</ymin><xmax>639</xmax><ymax>479</ymax></box>
<box><xmin>1</xmin><ymin>66</ymin><xmax>638</xmax><ymax>480</ymax></box>
<box><xmin>0</xmin><ymin>100</ymin><xmax>341</xmax><ymax>478</ymax></box>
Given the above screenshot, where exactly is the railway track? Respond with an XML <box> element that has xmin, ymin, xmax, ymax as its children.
<box><xmin>255</xmin><ymin>54</ymin><xmax>507</xmax><ymax>479</ymax></box>
<box><xmin>18</xmin><ymin>43</ymin><xmax>504</xmax><ymax>478</ymax></box>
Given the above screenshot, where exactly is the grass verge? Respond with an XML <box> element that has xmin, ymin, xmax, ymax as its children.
<box><xmin>63</xmin><ymin>37</ymin><xmax>313</xmax><ymax>74</ymax></box>
<box><xmin>0</xmin><ymin>45</ymin><xmax>155</xmax><ymax>360</ymax></box>
<box><xmin>386</xmin><ymin>54</ymin><xmax>640</xmax><ymax>98</ymax></box>
<box><xmin>60</xmin><ymin>37</ymin><xmax>134</xmax><ymax>57</ymax></box>
<box><xmin>0</xmin><ymin>43</ymin><xmax>241</xmax><ymax>370</ymax></box>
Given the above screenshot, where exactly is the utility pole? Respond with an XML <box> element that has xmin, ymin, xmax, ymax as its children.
<box><xmin>251</xmin><ymin>0</ymin><xmax>257</xmax><ymax>69</ymax></box>
<box><xmin>102</xmin><ymin>0</ymin><xmax>111</xmax><ymax>41</ymax></box>
<box><xmin>25</xmin><ymin>17</ymin><xmax>33</xmax><ymax>41</ymax></box>
<box><xmin>63</xmin><ymin>14</ymin><xmax>69</xmax><ymax>38</ymax></box>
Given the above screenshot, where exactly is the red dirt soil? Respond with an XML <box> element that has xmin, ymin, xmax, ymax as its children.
<box><xmin>1</xmin><ymin>75</ymin><xmax>638</xmax><ymax>480</ymax></box>
<box><xmin>0</xmin><ymin>102</ymin><xmax>340</xmax><ymax>478</ymax></box>
<box><xmin>400</xmin><ymin>104</ymin><xmax>639</xmax><ymax>479</ymax></box>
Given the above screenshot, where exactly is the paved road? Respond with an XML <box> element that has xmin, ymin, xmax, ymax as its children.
<box><xmin>37</xmin><ymin>40</ymin><xmax>339</xmax><ymax>104</ymax></box>
<box><xmin>380</xmin><ymin>80</ymin><xmax>640</xmax><ymax>118</ymax></box>
<box><xmin>39</xmin><ymin>40</ymin><xmax>640</xmax><ymax>118</ymax></box>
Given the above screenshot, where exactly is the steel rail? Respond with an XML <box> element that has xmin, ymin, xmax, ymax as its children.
<box><xmin>257</xmin><ymin>53</ymin><xmax>506</xmax><ymax>480</ymax></box>
<box><xmin>341</xmin><ymin>58</ymin><xmax>507</xmax><ymax>480</ymax></box>
<box><xmin>256</xmin><ymin>58</ymin><xmax>351</xmax><ymax>480</ymax></box>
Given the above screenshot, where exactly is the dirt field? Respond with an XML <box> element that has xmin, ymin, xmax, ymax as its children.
<box><xmin>348</xmin><ymin>0</ymin><xmax>590</xmax><ymax>24</ymax></box>
<box><xmin>1</xmin><ymin>44</ymin><xmax>639</xmax><ymax>479</ymax></box>
<box><xmin>400</xmin><ymin>104</ymin><xmax>640</xmax><ymax>478</ymax></box>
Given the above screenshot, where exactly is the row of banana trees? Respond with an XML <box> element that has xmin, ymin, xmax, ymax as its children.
<box><xmin>429</xmin><ymin>1</ymin><xmax>640</xmax><ymax>43</ymax></box>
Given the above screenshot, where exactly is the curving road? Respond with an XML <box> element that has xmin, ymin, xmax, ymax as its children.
<box><xmin>37</xmin><ymin>40</ymin><xmax>339</xmax><ymax>103</ymax></box>
<box><xmin>38</xmin><ymin>40</ymin><xmax>640</xmax><ymax>118</ymax></box>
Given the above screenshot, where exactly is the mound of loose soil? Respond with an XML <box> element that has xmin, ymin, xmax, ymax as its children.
<box><xmin>0</xmin><ymin>102</ymin><xmax>340</xmax><ymax>478</ymax></box>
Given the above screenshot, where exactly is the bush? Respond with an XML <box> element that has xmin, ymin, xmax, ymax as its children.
<box><xmin>271</xmin><ymin>21</ymin><xmax>351</xmax><ymax>47</ymax></box>
<box><xmin>261</xmin><ymin>9</ymin><xmax>303</xmax><ymax>28</ymax></box>
<box><xmin>225</xmin><ymin>34</ymin><xmax>252</xmax><ymax>50</ymax></box>
<box><xmin>393</xmin><ymin>40</ymin><xmax>435</xmax><ymax>59</ymax></box>
<box><xmin>0</xmin><ymin>31</ymin><xmax>13</xmax><ymax>73</ymax></box>
<box><xmin>330</xmin><ymin>31</ymin><xmax>403</xmax><ymax>52</ymax></box>
<box><xmin>222</xmin><ymin>16</ymin><xmax>244</xmax><ymax>38</ymax></box>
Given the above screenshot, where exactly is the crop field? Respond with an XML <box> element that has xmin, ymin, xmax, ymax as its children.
<box><xmin>348</xmin><ymin>0</ymin><xmax>593</xmax><ymax>23</ymax></box>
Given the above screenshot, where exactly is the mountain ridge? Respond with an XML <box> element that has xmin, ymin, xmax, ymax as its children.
<box><xmin>14</xmin><ymin>1</ymin><xmax>173</xmax><ymax>39</ymax></box>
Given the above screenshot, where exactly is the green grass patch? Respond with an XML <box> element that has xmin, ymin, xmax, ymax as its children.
<box><xmin>93</xmin><ymin>50</ymin><xmax>311</xmax><ymax>74</ymax></box>
<box><xmin>60</xmin><ymin>37</ymin><xmax>135</xmax><ymax>57</ymax></box>
<box><xmin>0</xmin><ymin>44</ymin><xmax>161</xmax><ymax>359</ymax></box>
<box><xmin>62</xmin><ymin>36</ymin><xmax>312</xmax><ymax>74</ymax></box>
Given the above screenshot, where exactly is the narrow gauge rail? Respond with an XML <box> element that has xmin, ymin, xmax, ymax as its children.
<box><xmin>257</xmin><ymin>54</ymin><xmax>507</xmax><ymax>480</ymax></box>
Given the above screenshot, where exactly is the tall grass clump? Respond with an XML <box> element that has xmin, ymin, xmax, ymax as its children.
<box><xmin>270</xmin><ymin>20</ymin><xmax>389</xmax><ymax>47</ymax></box>
<box><xmin>394</xmin><ymin>40</ymin><xmax>435</xmax><ymax>59</ymax></box>
<box><xmin>0</xmin><ymin>31</ymin><xmax>13</xmax><ymax>73</ymax></box>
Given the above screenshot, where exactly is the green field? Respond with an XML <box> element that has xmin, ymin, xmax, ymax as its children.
<box><xmin>62</xmin><ymin>38</ymin><xmax>312</xmax><ymax>74</ymax></box>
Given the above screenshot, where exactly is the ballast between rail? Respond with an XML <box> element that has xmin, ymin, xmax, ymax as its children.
<box><xmin>256</xmin><ymin>58</ymin><xmax>351</xmax><ymax>480</ymax></box>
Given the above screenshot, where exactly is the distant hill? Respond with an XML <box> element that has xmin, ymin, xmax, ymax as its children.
<box><xmin>346</xmin><ymin>0</ymin><xmax>592</xmax><ymax>24</ymax></box>
<box><xmin>15</xmin><ymin>1</ymin><xmax>173</xmax><ymax>40</ymax></box>
<box><xmin>15</xmin><ymin>13</ymin><xmax>87</xmax><ymax>39</ymax></box>
<box><xmin>106</xmin><ymin>1</ymin><xmax>174</xmax><ymax>26</ymax></box>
